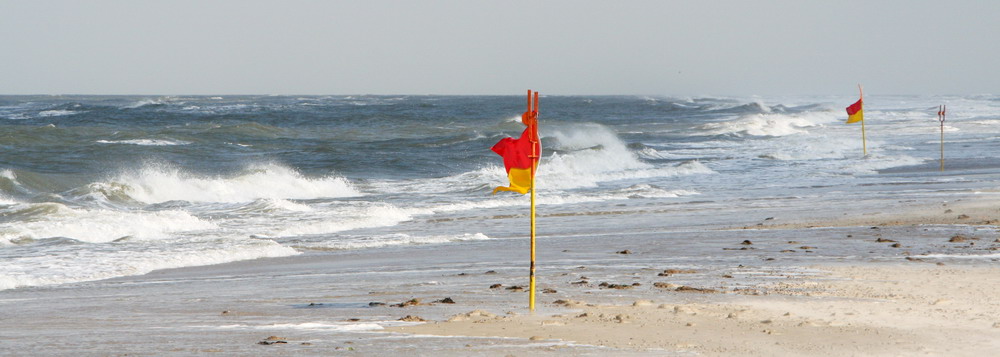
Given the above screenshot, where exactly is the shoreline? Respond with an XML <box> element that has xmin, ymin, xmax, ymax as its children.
<box><xmin>4</xmin><ymin>194</ymin><xmax>1000</xmax><ymax>355</ymax></box>
<box><xmin>737</xmin><ymin>193</ymin><xmax>1000</xmax><ymax>230</ymax></box>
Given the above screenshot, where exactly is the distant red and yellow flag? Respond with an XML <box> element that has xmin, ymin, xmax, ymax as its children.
<box><xmin>492</xmin><ymin>95</ymin><xmax>540</xmax><ymax>195</ymax></box>
<box><xmin>846</xmin><ymin>98</ymin><xmax>863</xmax><ymax>124</ymax></box>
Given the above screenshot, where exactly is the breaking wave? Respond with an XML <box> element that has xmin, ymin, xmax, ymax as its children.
<box><xmin>94</xmin><ymin>163</ymin><xmax>359</xmax><ymax>204</ymax></box>
<box><xmin>697</xmin><ymin>112</ymin><xmax>837</xmax><ymax>137</ymax></box>
<box><xmin>0</xmin><ymin>203</ymin><xmax>215</xmax><ymax>244</ymax></box>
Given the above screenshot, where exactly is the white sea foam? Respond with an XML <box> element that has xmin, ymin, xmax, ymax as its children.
<box><xmin>96</xmin><ymin>139</ymin><xmax>191</xmax><ymax>146</ymax></box>
<box><xmin>207</xmin><ymin>321</ymin><xmax>388</xmax><ymax>332</ymax></box>
<box><xmin>0</xmin><ymin>239</ymin><xmax>297</xmax><ymax>290</ymax></box>
<box><xmin>0</xmin><ymin>168</ymin><xmax>16</xmax><ymax>182</ymax></box>
<box><xmin>611</xmin><ymin>184</ymin><xmax>699</xmax><ymax>199</ymax></box>
<box><xmin>274</xmin><ymin>203</ymin><xmax>419</xmax><ymax>237</ymax></box>
<box><xmin>263</xmin><ymin>198</ymin><xmax>314</xmax><ymax>212</ymax></box>
<box><xmin>698</xmin><ymin>112</ymin><xmax>837</xmax><ymax>137</ymax></box>
<box><xmin>0</xmin><ymin>203</ymin><xmax>216</xmax><ymax>244</ymax></box>
<box><xmin>107</xmin><ymin>163</ymin><xmax>360</xmax><ymax>203</ymax></box>
<box><xmin>295</xmin><ymin>232</ymin><xmax>490</xmax><ymax>251</ymax></box>
<box><xmin>124</xmin><ymin>98</ymin><xmax>174</xmax><ymax>109</ymax></box>
<box><xmin>754</xmin><ymin>133</ymin><xmax>860</xmax><ymax>161</ymax></box>
<box><xmin>412</xmin><ymin>183</ymin><xmax>701</xmax><ymax>216</ymax></box>
<box><xmin>539</xmin><ymin>153</ymin><xmax>713</xmax><ymax>190</ymax></box>
<box><xmin>635</xmin><ymin>147</ymin><xmax>679</xmax><ymax>160</ymax></box>
<box><xmin>2</xmin><ymin>113</ymin><xmax>30</xmax><ymax>120</ymax></box>
<box><xmin>965</xmin><ymin>119</ymin><xmax>1000</xmax><ymax>126</ymax></box>
<box><xmin>367</xmin><ymin>123</ymin><xmax>713</xmax><ymax>196</ymax></box>
<box><xmin>838</xmin><ymin>154</ymin><xmax>924</xmax><ymax>174</ymax></box>
<box><xmin>37</xmin><ymin>110</ymin><xmax>82</xmax><ymax>117</ymax></box>
<box><xmin>0</xmin><ymin>195</ymin><xmax>17</xmax><ymax>206</ymax></box>
<box><xmin>538</xmin><ymin>123</ymin><xmax>659</xmax><ymax>189</ymax></box>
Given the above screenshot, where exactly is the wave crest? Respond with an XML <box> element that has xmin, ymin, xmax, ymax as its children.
<box><xmin>698</xmin><ymin>112</ymin><xmax>836</xmax><ymax>137</ymax></box>
<box><xmin>0</xmin><ymin>203</ymin><xmax>215</xmax><ymax>244</ymax></box>
<box><xmin>99</xmin><ymin>163</ymin><xmax>360</xmax><ymax>204</ymax></box>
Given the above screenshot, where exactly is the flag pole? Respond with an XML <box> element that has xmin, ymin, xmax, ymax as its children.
<box><xmin>527</xmin><ymin>90</ymin><xmax>538</xmax><ymax>312</ymax></box>
<box><xmin>859</xmin><ymin>84</ymin><xmax>867</xmax><ymax>157</ymax></box>
<box><xmin>939</xmin><ymin>105</ymin><xmax>946</xmax><ymax>171</ymax></box>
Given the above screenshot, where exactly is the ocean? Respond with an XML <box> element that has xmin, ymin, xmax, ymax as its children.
<box><xmin>2</xmin><ymin>94</ymin><xmax>999</xmax><ymax>291</ymax></box>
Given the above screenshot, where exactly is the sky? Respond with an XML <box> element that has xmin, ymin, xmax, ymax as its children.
<box><xmin>2</xmin><ymin>0</ymin><xmax>998</xmax><ymax>96</ymax></box>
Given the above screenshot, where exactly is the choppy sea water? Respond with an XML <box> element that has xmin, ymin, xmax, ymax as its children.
<box><xmin>2</xmin><ymin>94</ymin><xmax>1000</xmax><ymax>291</ymax></box>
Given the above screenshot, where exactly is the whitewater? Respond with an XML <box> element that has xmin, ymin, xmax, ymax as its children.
<box><xmin>1</xmin><ymin>94</ymin><xmax>999</xmax><ymax>291</ymax></box>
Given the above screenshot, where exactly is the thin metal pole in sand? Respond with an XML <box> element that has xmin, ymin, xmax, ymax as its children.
<box><xmin>938</xmin><ymin>105</ymin><xmax>946</xmax><ymax>171</ymax></box>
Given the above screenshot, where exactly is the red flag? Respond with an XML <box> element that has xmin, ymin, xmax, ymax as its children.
<box><xmin>493</xmin><ymin>96</ymin><xmax>540</xmax><ymax>195</ymax></box>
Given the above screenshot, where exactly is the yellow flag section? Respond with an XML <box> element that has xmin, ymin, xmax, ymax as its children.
<box><xmin>845</xmin><ymin>84</ymin><xmax>867</xmax><ymax>156</ymax></box>
<box><xmin>491</xmin><ymin>163</ymin><xmax>536</xmax><ymax>194</ymax></box>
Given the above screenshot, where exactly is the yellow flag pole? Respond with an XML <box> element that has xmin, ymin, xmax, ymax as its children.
<box><xmin>527</xmin><ymin>90</ymin><xmax>538</xmax><ymax>312</ymax></box>
<box><xmin>529</xmin><ymin>159</ymin><xmax>536</xmax><ymax>312</ymax></box>
<box><xmin>859</xmin><ymin>84</ymin><xmax>867</xmax><ymax>157</ymax></box>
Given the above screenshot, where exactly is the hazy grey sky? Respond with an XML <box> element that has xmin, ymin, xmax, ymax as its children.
<box><xmin>2</xmin><ymin>0</ymin><xmax>998</xmax><ymax>95</ymax></box>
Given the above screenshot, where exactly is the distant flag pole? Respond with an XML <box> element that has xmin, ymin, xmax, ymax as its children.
<box><xmin>845</xmin><ymin>84</ymin><xmax>867</xmax><ymax>156</ymax></box>
<box><xmin>938</xmin><ymin>104</ymin><xmax>946</xmax><ymax>171</ymax></box>
<box><xmin>491</xmin><ymin>89</ymin><xmax>541</xmax><ymax>311</ymax></box>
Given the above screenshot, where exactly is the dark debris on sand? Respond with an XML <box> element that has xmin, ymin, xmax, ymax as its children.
<box><xmin>434</xmin><ymin>297</ymin><xmax>455</xmax><ymax>304</ymax></box>
<box><xmin>658</xmin><ymin>269</ymin><xmax>697</xmax><ymax>276</ymax></box>
<box><xmin>598</xmin><ymin>282</ymin><xmax>635</xmax><ymax>289</ymax></box>
<box><xmin>258</xmin><ymin>336</ymin><xmax>288</xmax><ymax>345</ymax></box>
<box><xmin>949</xmin><ymin>235</ymin><xmax>974</xmax><ymax>243</ymax></box>
<box><xmin>391</xmin><ymin>298</ymin><xmax>422</xmax><ymax>307</ymax></box>
<box><xmin>675</xmin><ymin>285</ymin><xmax>719</xmax><ymax>293</ymax></box>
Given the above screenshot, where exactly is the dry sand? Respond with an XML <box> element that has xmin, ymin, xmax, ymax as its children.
<box><xmin>387</xmin><ymin>264</ymin><xmax>1000</xmax><ymax>356</ymax></box>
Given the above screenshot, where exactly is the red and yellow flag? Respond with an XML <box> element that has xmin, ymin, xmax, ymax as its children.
<box><xmin>492</xmin><ymin>94</ymin><xmax>540</xmax><ymax>194</ymax></box>
<box><xmin>846</xmin><ymin>98</ymin><xmax>863</xmax><ymax>124</ymax></box>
